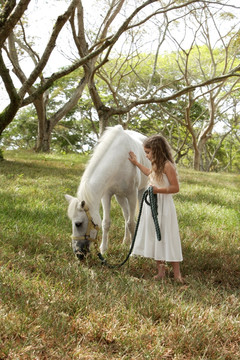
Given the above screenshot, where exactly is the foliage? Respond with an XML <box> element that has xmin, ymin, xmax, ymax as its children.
<box><xmin>1</xmin><ymin>44</ymin><xmax>240</xmax><ymax>171</ymax></box>
<box><xmin>50</xmin><ymin>96</ymin><xmax>99</xmax><ymax>153</ymax></box>
<box><xmin>1</xmin><ymin>105</ymin><xmax>38</xmax><ymax>149</ymax></box>
<box><xmin>0</xmin><ymin>151</ymin><xmax>239</xmax><ymax>359</ymax></box>
<box><xmin>1</xmin><ymin>0</ymin><xmax>240</xmax><ymax>164</ymax></box>
<box><xmin>1</xmin><ymin>92</ymin><xmax>99</xmax><ymax>153</ymax></box>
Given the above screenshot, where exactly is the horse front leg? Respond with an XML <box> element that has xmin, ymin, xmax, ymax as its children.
<box><xmin>100</xmin><ymin>193</ymin><xmax>112</xmax><ymax>254</ymax></box>
<box><xmin>115</xmin><ymin>195</ymin><xmax>131</xmax><ymax>245</ymax></box>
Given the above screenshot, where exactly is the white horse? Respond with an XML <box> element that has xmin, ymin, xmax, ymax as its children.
<box><xmin>65</xmin><ymin>125</ymin><xmax>150</xmax><ymax>259</ymax></box>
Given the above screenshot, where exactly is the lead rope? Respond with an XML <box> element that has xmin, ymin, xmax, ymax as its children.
<box><xmin>97</xmin><ymin>186</ymin><xmax>161</xmax><ymax>268</ymax></box>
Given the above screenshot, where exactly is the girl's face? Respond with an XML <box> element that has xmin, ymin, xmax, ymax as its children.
<box><xmin>144</xmin><ymin>147</ymin><xmax>153</xmax><ymax>162</ymax></box>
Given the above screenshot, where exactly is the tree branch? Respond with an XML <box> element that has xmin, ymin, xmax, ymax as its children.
<box><xmin>18</xmin><ymin>0</ymin><xmax>79</xmax><ymax>98</ymax></box>
<box><xmin>106</xmin><ymin>67</ymin><xmax>240</xmax><ymax>116</ymax></box>
<box><xmin>0</xmin><ymin>0</ymin><xmax>31</xmax><ymax>47</ymax></box>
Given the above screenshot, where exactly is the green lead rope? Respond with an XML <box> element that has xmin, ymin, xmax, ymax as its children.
<box><xmin>144</xmin><ymin>185</ymin><xmax>161</xmax><ymax>242</ymax></box>
<box><xmin>98</xmin><ymin>186</ymin><xmax>161</xmax><ymax>268</ymax></box>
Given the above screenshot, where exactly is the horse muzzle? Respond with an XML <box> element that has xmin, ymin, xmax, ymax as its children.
<box><xmin>72</xmin><ymin>238</ymin><xmax>90</xmax><ymax>260</ymax></box>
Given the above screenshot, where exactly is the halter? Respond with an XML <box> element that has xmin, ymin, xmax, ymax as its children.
<box><xmin>71</xmin><ymin>203</ymin><xmax>99</xmax><ymax>244</ymax></box>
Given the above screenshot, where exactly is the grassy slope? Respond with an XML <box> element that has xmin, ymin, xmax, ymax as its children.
<box><xmin>0</xmin><ymin>151</ymin><xmax>239</xmax><ymax>360</ymax></box>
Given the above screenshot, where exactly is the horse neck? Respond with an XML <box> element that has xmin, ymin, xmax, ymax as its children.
<box><xmin>78</xmin><ymin>148</ymin><xmax>114</xmax><ymax>207</ymax></box>
<box><xmin>77</xmin><ymin>177</ymin><xmax>103</xmax><ymax>224</ymax></box>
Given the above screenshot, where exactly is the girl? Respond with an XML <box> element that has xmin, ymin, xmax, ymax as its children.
<box><xmin>128</xmin><ymin>135</ymin><xmax>183</xmax><ymax>282</ymax></box>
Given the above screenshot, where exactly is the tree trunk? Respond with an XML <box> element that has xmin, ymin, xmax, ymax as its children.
<box><xmin>193</xmin><ymin>146</ymin><xmax>201</xmax><ymax>171</ymax></box>
<box><xmin>35</xmin><ymin>121</ymin><xmax>52</xmax><ymax>152</ymax></box>
<box><xmin>98</xmin><ymin>108</ymin><xmax>111</xmax><ymax>135</ymax></box>
<box><xmin>197</xmin><ymin>137</ymin><xmax>207</xmax><ymax>171</ymax></box>
<box><xmin>33</xmin><ymin>92</ymin><xmax>51</xmax><ymax>152</ymax></box>
<box><xmin>0</xmin><ymin>100</ymin><xmax>20</xmax><ymax>135</ymax></box>
<box><xmin>0</xmin><ymin>50</ymin><xmax>22</xmax><ymax>135</ymax></box>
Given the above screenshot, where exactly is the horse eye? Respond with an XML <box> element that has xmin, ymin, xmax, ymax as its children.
<box><xmin>75</xmin><ymin>222</ymin><xmax>82</xmax><ymax>228</ymax></box>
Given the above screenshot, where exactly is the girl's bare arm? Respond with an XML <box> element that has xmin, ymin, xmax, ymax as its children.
<box><xmin>128</xmin><ymin>151</ymin><xmax>151</xmax><ymax>176</ymax></box>
<box><xmin>152</xmin><ymin>161</ymin><xmax>179</xmax><ymax>194</ymax></box>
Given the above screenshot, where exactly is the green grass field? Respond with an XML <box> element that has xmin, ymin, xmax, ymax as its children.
<box><xmin>0</xmin><ymin>150</ymin><xmax>239</xmax><ymax>360</ymax></box>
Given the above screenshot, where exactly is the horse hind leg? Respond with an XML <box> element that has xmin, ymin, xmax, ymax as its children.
<box><xmin>115</xmin><ymin>195</ymin><xmax>131</xmax><ymax>245</ymax></box>
<box><xmin>138</xmin><ymin>188</ymin><xmax>146</xmax><ymax>205</ymax></box>
<box><xmin>126</xmin><ymin>191</ymin><xmax>138</xmax><ymax>244</ymax></box>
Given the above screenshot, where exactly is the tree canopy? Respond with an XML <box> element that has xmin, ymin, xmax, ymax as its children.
<box><xmin>0</xmin><ymin>0</ymin><xmax>240</xmax><ymax>171</ymax></box>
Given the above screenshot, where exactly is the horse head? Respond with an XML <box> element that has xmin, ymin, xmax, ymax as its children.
<box><xmin>65</xmin><ymin>195</ymin><xmax>99</xmax><ymax>260</ymax></box>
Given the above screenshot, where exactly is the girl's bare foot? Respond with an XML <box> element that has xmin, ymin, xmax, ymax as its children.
<box><xmin>171</xmin><ymin>262</ymin><xmax>183</xmax><ymax>283</ymax></box>
<box><xmin>153</xmin><ymin>274</ymin><xmax>165</xmax><ymax>280</ymax></box>
<box><xmin>155</xmin><ymin>261</ymin><xmax>166</xmax><ymax>280</ymax></box>
<box><xmin>174</xmin><ymin>276</ymin><xmax>185</xmax><ymax>284</ymax></box>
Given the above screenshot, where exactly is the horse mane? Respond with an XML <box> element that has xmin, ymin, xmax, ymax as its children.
<box><xmin>67</xmin><ymin>197</ymin><xmax>82</xmax><ymax>220</ymax></box>
<box><xmin>77</xmin><ymin>125</ymin><xmax>125</xmax><ymax>208</ymax></box>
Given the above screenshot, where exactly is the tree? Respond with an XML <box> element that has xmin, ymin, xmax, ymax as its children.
<box><xmin>1</xmin><ymin>0</ymin><xmax>240</xmax><ymax>163</ymax></box>
<box><xmin>2</xmin><ymin>0</ymin><xmax>177</xmax><ymax>150</ymax></box>
<box><xmin>155</xmin><ymin>2</ymin><xmax>240</xmax><ymax>170</ymax></box>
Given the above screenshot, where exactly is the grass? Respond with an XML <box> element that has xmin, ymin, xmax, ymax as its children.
<box><xmin>0</xmin><ymin>150</ymin><xmax>239</xmax><ymax>360</ymax></box>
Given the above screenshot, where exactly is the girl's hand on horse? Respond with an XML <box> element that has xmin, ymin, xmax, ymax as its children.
<box><xmin>129</xmin><ymin>151</ymin><xmax>137</xmax><ymax>165</ymax></box>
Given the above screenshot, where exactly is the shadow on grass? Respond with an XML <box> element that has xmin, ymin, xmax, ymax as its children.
<box><xmin>1</xmin><ymin>156</ymin><xmax>240</xmax><ymax>308</ymax></box>
<box><xmin>0</xmin><ymin>158</ymin><xmax>85</xmax><ymax>180</ymax></box>
<box><xmin>1</xmin><ymin>188</ymin><xmax>239</xmax><ymax>293</ymax></box>
<box><xmin>182</xmin><ymin>242</ymin><xmax>240</xmax><ymax>289</ymax></box>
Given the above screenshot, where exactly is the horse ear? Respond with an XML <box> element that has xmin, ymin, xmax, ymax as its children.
<box><xmin>65</xmin><ymin>194</ymin><xmax>74</xmax><ymax>203</ymax></box>
<box><xmin>81</xmin><ymin>200</ymin><xmax>85</xmax><ymax>208</ymax></box>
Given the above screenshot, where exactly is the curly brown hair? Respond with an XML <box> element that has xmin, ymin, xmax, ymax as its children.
<box><xmin>143</xmin><ymin>135</ymin><xmax>175</xmax><ymax>179</ymax></box>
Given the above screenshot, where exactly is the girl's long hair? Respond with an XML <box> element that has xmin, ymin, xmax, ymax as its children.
<box><xmin>143</xmin><ymin>135</ymin><xmax>175</xmax><ymax>179</ymax></box>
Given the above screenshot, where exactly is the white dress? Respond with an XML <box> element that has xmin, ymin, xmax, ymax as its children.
<box><xmin>132</xmin><ymin>173</ymin><xmax>183</xmax><ymax>262</ymax></box>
